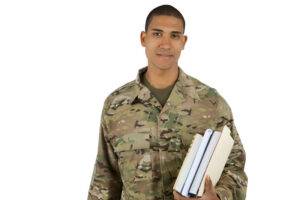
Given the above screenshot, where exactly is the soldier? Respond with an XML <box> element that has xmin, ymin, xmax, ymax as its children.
<box><xmin>88</xmin><ymin>4</ymin><xmax>247</xmax><ymax>200</ymax></box>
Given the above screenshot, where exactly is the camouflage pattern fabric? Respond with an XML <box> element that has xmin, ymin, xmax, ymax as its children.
<box><xmin>88</xmin><ymin>67</ymin><xmax>248</xmax><ymax>200</ymax></box>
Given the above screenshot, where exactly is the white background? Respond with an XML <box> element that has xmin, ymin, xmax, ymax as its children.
<box><xmin>1</xmin><ymin>0</ymin><xmax>300</xmax><ymax>199</ymax></box>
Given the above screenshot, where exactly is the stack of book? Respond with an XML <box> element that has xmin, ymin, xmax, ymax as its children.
<box><xmin>173</xmin><ymin>125</ymin><xmax>234</xmax><ymax>197</ymax></box>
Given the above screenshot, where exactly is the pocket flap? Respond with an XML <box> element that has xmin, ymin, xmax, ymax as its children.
<box><xmin>113</xmin><ymin>132</ymin><xmax>150</xmax><ymax>152</ymax></box>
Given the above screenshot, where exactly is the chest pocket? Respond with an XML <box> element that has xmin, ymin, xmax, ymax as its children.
<box><xmin>111</xmin><ymin>129</ymin><xmax>152</xmax><ymax>184</ymax></box>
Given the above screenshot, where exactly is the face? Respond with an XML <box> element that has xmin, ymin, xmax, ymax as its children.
<box><xmin>141</xmin><ymin>15</ymin><xmax>187</xmax><ymax>70</ymax></box>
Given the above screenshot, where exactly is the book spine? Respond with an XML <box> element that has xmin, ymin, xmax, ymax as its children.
<box><xmin>173</xmin><ymin>134</ymin><xmax>202</xmax><ymax>192</ymax></box>
<box><xmin>180</xmin><ymin>129</ymin><xmax>214</xmax><ymax>197</ymax></box>
<box><xmin>188</xmin><ymin>131</ymin><xmax>221</xmax><ymax>196</ymax></box>
<box><xmin>197</xmin><ymin>126</ymin><xmax>233</xmax><ymax>196</ymax></box>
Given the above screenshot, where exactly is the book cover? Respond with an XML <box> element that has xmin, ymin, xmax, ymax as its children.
<box><xmin>173</xmin><ymin>125</ymin><xmax>233</xmax><ymax>197</ymax></box>
<box><xmin>188</xmin><ymin>131</ymin><xmax>221</xmax><ymax>196</ymax></box>
<box><xmin>197</xmin><ymin>125</ymin><xmax>234</xmax><ymax>196</ymax></box>
<box><xmin>180</xmin><ymin>129</ymin><xmax>213</xmax><ymax>197</ymax></box>
<box><xmin>173</xmin><ymin>134</ymin><xmax>203</xmax><ymax>193</ymax></box>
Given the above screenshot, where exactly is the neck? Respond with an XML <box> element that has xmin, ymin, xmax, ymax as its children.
<box><xmin>145</xmin><ymin>65</ymin><xmax>179</xmax><ymax>89</ymax></box>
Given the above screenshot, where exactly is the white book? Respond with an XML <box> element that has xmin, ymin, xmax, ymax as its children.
<box><xmin>173</xmin><ymin>126</ymin><xmax>233</xmax><ymax>197</ymax></box>
<box><xmin>180</xmin><ymin>129</ymin><xmax>214</xmax><ymax>197</ymax></box>
<box><xmin>188</xmin><ymin>131</ymin><xmax>221</xmax><ymax>196</ymax></box>
<box><xmin>197</xmin><ymin>125</ymin><xmax>234</xmax><ymax>196</ymax></box>
<box><xmin>173</xmin><ymin>134</ymin><xmax>203</xmax><ymax>193</ymax></box>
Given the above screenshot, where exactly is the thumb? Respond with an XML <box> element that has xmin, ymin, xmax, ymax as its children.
<box><xmin>204</xmin><ymin>175</ymin><xmax>213</xmax><ymax>193</ymax></box>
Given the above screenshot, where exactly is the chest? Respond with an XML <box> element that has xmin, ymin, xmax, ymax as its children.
<box><xmin>105</xmin><ymin>97</ymin><xmax>219</xmax><ymax>151</ymax></box>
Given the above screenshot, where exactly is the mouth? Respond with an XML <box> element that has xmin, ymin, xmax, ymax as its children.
<box><xmin>156</xmin><ymin>53</ymin><xmax>174</xmax><ymax>58</ymax></box>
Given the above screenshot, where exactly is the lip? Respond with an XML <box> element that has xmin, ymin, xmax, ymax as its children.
<box><xmin>156</xmin><ymin>54</ymin><xmax>173</xmax><ymax>57</ymax></box>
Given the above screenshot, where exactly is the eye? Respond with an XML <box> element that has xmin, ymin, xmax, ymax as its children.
<box><xmin>171</xmin><ymin>33</ymin><xmax>180</xmax><ymax>39</ymax></box>
<box><xmin>152</xmin><ymin>32</ymin><xmax>162</xmax><ymax>37</ymax></box>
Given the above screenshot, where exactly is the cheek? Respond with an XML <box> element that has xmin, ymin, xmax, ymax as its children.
<box><xmin>174</xmin><ymin>45</ymin><xmax>184</xmax><ymax>56</ymax></box>
<box><xmin>174</xmin><ymin>43</ymin><xmax>184</xmax><ymax>51</ymax></box>
<box><xmin>145</xmin><ymin>48</ymin><xmax>154</xmax><ymax>59</ymax></box>
<box><xmin>172</xmin><ymin>48</ymin><xmax>182</xmax><ymax>58</ymax></box>
<box><xmin>145</xmin><ymin>45</ymin><xmax>157</xmax><ymax>57</ymax></box>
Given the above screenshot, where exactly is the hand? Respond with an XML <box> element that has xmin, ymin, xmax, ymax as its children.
<box><xmin>173</xmin><ymin>176</ymin><xmax>220</xmax><ymax>200</ymax></box>
<box><xmin>173</xmin><ymin>190</ymin><xmax>198</xmax><ymax>200</ymax></box>
<box><xmin>200</xmin><ymin>176</ymin><xmax>220</xmax><ymax>200</ymax></box>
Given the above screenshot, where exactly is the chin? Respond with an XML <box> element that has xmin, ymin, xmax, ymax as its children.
<box><xmin>153</xmin><ymin>63</ymin><xmax>177</xmax><ymax>70</ymax></box>
<box><xmin>157</xmin><ymin>66</ymin><xmax>172</xmax><ymax>70</ymax></box>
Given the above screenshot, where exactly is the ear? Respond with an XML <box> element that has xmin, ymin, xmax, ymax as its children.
<box><xmin>181</xmin><ymin>35</ymin><xmax>188</xmax><ymax>50</ymax></box>
<box><xmin>140</xmin><ymin>31</ymin><xmax>147</xmax><ymax>47</ymax></box>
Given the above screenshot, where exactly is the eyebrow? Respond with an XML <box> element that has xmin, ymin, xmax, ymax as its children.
<box><xmin>150</xmin><ymin>28</ymin><xmax>183</xmax><ymax>34</ymax></box>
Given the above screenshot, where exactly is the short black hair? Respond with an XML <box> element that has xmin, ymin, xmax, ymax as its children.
<box><xmin>145</xmin><ymin>5</ymin><xmax>185</xmax><ymax>33</ymax></box>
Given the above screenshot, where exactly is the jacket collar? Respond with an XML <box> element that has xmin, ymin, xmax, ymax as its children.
<box><xmin>129</xmin><ymin>66</ymin><xmax>201</xmax><ymax>108</ymax></box>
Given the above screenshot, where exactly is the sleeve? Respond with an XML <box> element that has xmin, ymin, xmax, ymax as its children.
<box><xmin>214</xmin><ymin>94</ymin><xmax>248</xmax><ymax>200</ymax></box>
<box><xmin>88</xmin><ymin>99</ymin><xmax>123</xmax><ymax>200</ymax></box>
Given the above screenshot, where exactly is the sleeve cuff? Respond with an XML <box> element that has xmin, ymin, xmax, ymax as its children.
<box><xmin>215</xmin><ymin>187</ymin><xmax>229</xmax><ymax>200</ymax></box>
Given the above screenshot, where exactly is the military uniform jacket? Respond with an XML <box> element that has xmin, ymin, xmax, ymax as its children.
<box><xmin>88</xmin><ymin>67</ymin><xmax>247</xmax><ymax>200</ymax></box>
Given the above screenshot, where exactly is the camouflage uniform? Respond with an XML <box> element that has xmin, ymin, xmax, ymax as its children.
<box><xmin>88</xmin><ymin>67</ymin><xmax>247</xmax><ymax>200</ymax></box>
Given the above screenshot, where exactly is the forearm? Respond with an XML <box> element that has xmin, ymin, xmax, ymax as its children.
<box><xmin>213</xmin><ymin>92</ymin><xmax>248</xmax><ymax>200</ymax></box>
<box><xmin>215</xmin><ymin>124</ymin><xmax>248</xmax><ymax>200</ymax></box>
<box><xmin>88</xmin><ymin>121</ymin><xmax>122</xmax><ymax>200</ymax></box>
<box><xmin>215</xmin><ymin>170</ymin><xmax>247</xmax><ymax>200</ymax></box>
<box><xmin>88</xmin><ymin>159</ymin><xmax>122</xmax><ymax>200</ymax></box>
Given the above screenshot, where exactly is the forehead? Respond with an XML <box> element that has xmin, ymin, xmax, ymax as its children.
<box><xmin>148</xmin><ymin>15</ymin><xmax>184</xmax><ymax>33</ymax></box>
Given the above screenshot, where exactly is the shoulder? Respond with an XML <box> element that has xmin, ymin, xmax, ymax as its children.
<box><xmin>184</xmin><ymin>72</ymin><xmax>231</xmax><ymax>110</ymax></box>
<box><xmin>183</xmin><ymin>72</ymin><xmax>219</xmax><ymax>99</ymax></box>
<box><xmin>102</xmin><ymin>80</ymin><xmax>137</xmax><ymax>113</ymax></box>
<box><xmin>186</xmin><ymin>73</ymin><xmax>234</xmax><ymax>130</ymax></box>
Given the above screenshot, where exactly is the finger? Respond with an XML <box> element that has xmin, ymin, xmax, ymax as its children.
<box><xmin>204</xmin><ymin>175</ymin><xmax>213</xmax><ymax>193</ymax></box>
<box><xmin>173</xmin><ymin>190</ymin><xmax>187</xmax><ymax>200</ymax></box>
<box><xmin>173</xmin><ymin>190</ymin><xmax>180</xmax><ymax>200</ymax></box>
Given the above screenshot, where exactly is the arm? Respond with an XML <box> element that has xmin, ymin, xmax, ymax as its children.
<box><xmin>214</xmin><ymin>95</ymin><xmax>248</xmax><ymax>200</ymax></box>
<box><xmin>88</xmin><ymin>100</ymin><xmax>122</xmax><ymax>200</ymax></box>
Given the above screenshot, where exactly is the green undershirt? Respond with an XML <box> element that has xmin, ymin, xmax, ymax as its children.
<box><xmin>141</xmin><ymin>71</ymin><xmax>176</xmax><ymax>107</ymax></box>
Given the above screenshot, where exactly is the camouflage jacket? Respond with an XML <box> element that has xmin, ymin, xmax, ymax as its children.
<box><xmin>88</xmin><ymin>67</ymin><xmax>247</xmax><ymax>200</ymax></box>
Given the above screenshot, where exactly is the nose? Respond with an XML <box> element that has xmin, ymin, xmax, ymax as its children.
<box><xmin>159</xmin><ymin>35</ymin><xmax>171</xmax><ymax>49</ymax></box>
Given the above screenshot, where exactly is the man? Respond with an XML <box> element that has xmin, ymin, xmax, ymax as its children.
<box><xmin>88</xmin><ymin>4</ymin><xmax>247</xmax><ymax>200</ymax></box>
